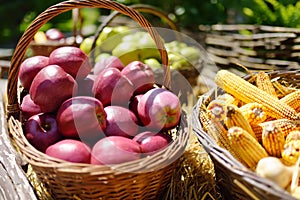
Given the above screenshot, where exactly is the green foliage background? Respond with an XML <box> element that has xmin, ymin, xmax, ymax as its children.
<box><xmin>241</xmin><ymin>0</ymin><xmax>300</xmax><ymax>27</ymax></box>
<box><xmin>1</xmin><ymin>0</ymin><xmax>300</xmax><ymax>47</ymax></box>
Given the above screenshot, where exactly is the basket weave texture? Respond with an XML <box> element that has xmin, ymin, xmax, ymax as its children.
<box><xmin>6</xmin><ymin>0</ymin><xmax>189</xmax><ymax>199</ymax></box>
<box><xmin>200</xmin><ymin>24</ymin><xmax>300</xmax><ymax>70</ymax></box>
<box><xmin>29</xmin><ymin>39</ymin><xmax>78</xmax><ymax>57</ymax></box>
<box><xmin>191</xmin><ymin>70</ymin><xmax>300</xmax><ymax>199</ymax></box>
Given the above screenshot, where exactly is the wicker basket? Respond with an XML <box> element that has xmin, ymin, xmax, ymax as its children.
<box><xmin>199</xmin><ymin>24</ymin><xmax>300</xmax><ymax>70</ymax></box>
<box><xmin>29</xmin><ymin>38</ymin><xmax>79</xmax><ymax>57</ymax></box>
<box><xmin>29</xmin><ymin>8</ymin><xmax>82</xmax><ymax>57</ymax></box>
<box><xmin>6</xmin><ymin>1</ymin><xmax>189</xmax><ymax>199</ymax></box>
<box><xmin>191</xmin><ymin>70</ymin><xmax>300</xmax><ymax>199</ymax></box>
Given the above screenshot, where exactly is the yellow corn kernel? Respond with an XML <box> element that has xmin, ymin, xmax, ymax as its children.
<box><xmin>285</xmin><ymin>130</ymin><xmax>300</xmax><ymax>144</ymax></box>
<box><xmin>259</xmin><ymin>119</ymin><xmax>299</xmax><ymax>137</ymax></box>
<box><xmin>227</xmin><ymin>126</ymin><xmax>268</xmax><ymax>169</ymax></box>
<box><xmin>251</xmin><ymin>124</ymin><xmax>263</xmax><ymax>143</ymax></box>
<box><xmin>214</xmin><ymin>70</ymin><xmax>300</xmax><ymax>121</ymax></box>
<box><xmin>240</xmin><ymin>102</ymin><xmax>268</xmax><ymax>125</ymax></box>
<box><xmin>260</xmin><ymin>121</ymin><xmax>286</xmax><ymax>157</ymax></box>
<box><xmin>225</xmin><ymin>104</ymin><xmax>257</xmax><ymax>140</ymax></box>
<box><xmin>199</xmin><ymin>109</ymin><xmax>211</xmax><ymax>133</ymax></box>
<box><xmin>282</xmin><ymin>140</ymin><xmax>300</xmax><ymax>165</ymax></box>
<box><xmin>280</xmin><ymin>90</ymin><xmax>300</xmax><ymax>112</ymax></box>
<box><xmin>255</xmin><ymin>71</ymin><xmax>278</xmax><ymax>98</ymax></box>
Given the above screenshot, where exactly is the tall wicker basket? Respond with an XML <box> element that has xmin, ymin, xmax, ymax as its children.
<box><xmin>191</xmin><ymin>70</ymin><xmax>300</xmax><ymax>199</ymax></box>
<box><xmin>6</xmin><ymin>1</ymin><xmax>189</xmax><ymax>199</ymax></box>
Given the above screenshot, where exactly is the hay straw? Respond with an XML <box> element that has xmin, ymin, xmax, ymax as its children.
<box><xmin>27</xmin><ymin>165</ymin><xmax>53</xmax><ymax>200</ymax></box>
<box><xmin>160</xmin><ymin>93</ymin><xmax>220</xmax><ymax>200</ymax></box>
<box><xmin>161</xmin><ymin>133</ymin><xmax>219</xmax><ymax>200</ymax></box>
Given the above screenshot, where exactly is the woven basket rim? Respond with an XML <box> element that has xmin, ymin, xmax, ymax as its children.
<box><xmin>191</xmin><ymin>70</ymin><xmax>300</xmax><ymax>199</ymax></box>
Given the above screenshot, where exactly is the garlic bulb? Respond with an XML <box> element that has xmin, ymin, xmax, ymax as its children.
<box><xmin>256</xmin><ymin>156</ymin><xmax>294</xmax><ymax>189</ymax></box>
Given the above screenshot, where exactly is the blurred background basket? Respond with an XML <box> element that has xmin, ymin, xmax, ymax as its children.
<box><xmin>199</xmin><ymin>24</ymin><xmax>300</xmax><ymax>70</ymax></box>
<box><xmin>6</xmin><ymin>0</ymin><xmax>189</xmax><ymax>199</ymax></box>
<box><xmin>191</xmin><ymin>69</ymin><xmax>300</xmax><ymax>199</ymax></box>
<box><xmin>29</xmin><ymin>8</ymin><xmax>83</xmax><ymax>57</ymax></box>
<box><xmin>29</xmin><ymin>37</ymin><xmax>79</xmax><ymax>57</ymax></box>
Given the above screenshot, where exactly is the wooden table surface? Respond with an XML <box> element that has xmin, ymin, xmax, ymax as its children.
<box><xmin>0</xmin><ymin>79</ymin><xmax>38</xmax><ymax>200</ymax></box>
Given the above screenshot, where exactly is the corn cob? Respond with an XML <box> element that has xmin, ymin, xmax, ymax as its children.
<box><xmin>199</xmin><ymin>108</ymin><xmax>229</xmax><ymax>146</ymax></box>
<box><xmin>215</xmin><ymin>93</ymin><xmax>239</xmax><ymax>106</ymax></box>
<box><xmin>240</xmin><ymin>102</ymin><xmax>267</xmax><ymax>125</ymax></box>
<box><xmin>285</xmin><ymin>130</ymin><xmax>300</xmax><ymax>144</ymax></box>
<box><xmin>260</xmin><ymin>121</ymin><xmax>285</xmax><ymax>157</ymax></box>
<box><xmin>225</xmin><ymin>104</ymin><xmax>257</xmax><ymax>140</ymax></box>
<box><xmin>206</xmin><ymin>99</ymin><xmax>227</xmax><ymax>121</ymax></box>
<box><xmin>280</xmin><ymin>90</ymin><xmax>300</xmax><ymax>112</ymax></box>
<box><xmin>214</xmin><ymin>70</ymin><xmax>300</xmax><ymax>121</ymax></box>
<box><xmin>227</xmin><ymin>126</ymin><xmax>268</xmax><ymax>169</ymax></box>
<box><xmin>201</xmin><ymin>106</ymin><xmax>245</xmax><ymax>163</ymax></box>
<box><xmin>282</xmin><ymin>140</ymin><xmax>300</xmax><ymax>165</ymax></box>
<box><xmin>255</xmin><ymin>71</ymin><xmax>278</xmax><ymax>98</ymax></box>
<box><xmin>259</xmin><ymin>119</ymin><xmax>300</xmax><ymax>137</ymax></box>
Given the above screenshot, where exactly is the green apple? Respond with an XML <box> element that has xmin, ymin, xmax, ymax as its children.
<box><xmin>171</xmin><ymin>59</ymin><xmax>192</xmax><ymax>70</ymax></box>
<box><xmin>122</xmin><ymin>31</ymin><xmax>144</xmax><ymax>43</ymax></box>
<box><xmin>180</xmin><ymin>46</ymin><xmax>200</xmax><ymax>61</ymax></box>
<box><xmin>139</xmin><ymin>33</ymin><xmax>160</xmax><ymax>60</ymax></box>
<box><xmin>80</xmin><ymin>37</ymin><xmax>101</xmax><ymax>56</ymax></box>
<box><xmin>165</xmin><ymin>41</ymin><xmax>187</xmax><ymax>53</ymax></box>
<box><xmin>96</xmin><ymin>26</ymin><xmax>130</xmax><ymax>52</ymax></box>
<box><xmin>168</xmin><ymin>52</ymin><xmax>183</xmax><ymax>64</ymax></box>
<box><xmin>112</xmin><ymin>42</ymin><xmax>141</xmax><ymax>65</ymax></box>
<box><xmin>144</xmin><ymin>58</ymin><xmax>161</xmax><ymax>70</ymax></box>
<box><xmin>80</xmin><ymin>37</ymin><xmax>93</xmax><ymax>54</ymax></box>
<box><xmin>95</xmin><ymin>52</ymin><xmax>111</xmax><ymax>63</ymax></box>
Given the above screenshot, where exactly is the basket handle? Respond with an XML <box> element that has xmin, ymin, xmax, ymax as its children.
<box><xmin>6</xmin><ymin>0</ymin><xmax>170</xmax><ymax>119</ymax></box>
<box><xmin>90</xmin><ymin>4</ymin><xmax>179</xmax><ymax>65</ymax></box>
